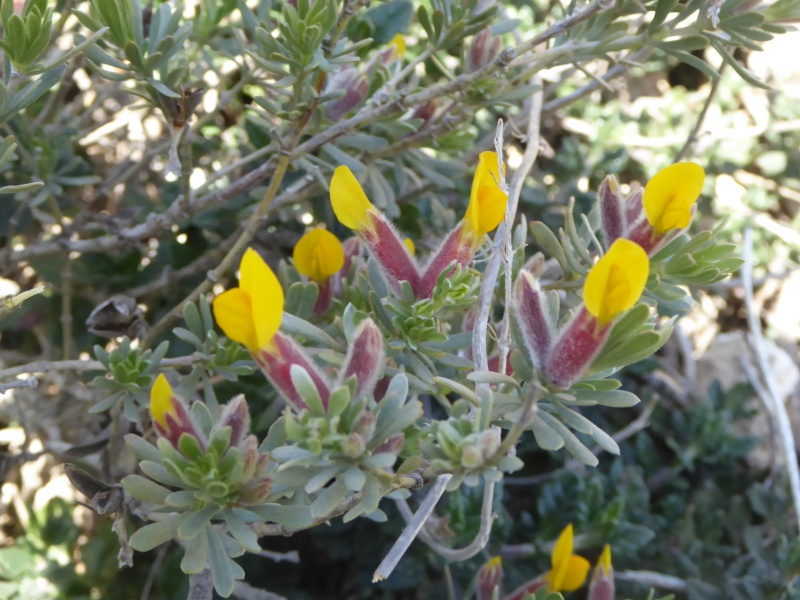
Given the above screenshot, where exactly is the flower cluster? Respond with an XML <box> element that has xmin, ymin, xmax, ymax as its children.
<box><xmin>515</xmin><ymin>238</ymin><xmax>649</xmax><ymax>389</ymax></box>
<box><xmin>330</xmin><ymin>151</ymin><xmax>508</xmax><ymax>300</ymax></box>
<box><xmin>600</xmin><ymin>162</ymin><xmax>705</xmax><ymax>255</ymax></box>
<box><xmin>477</xmin><ymin>524</ymin><xmax>614</xmax><ymax>600</ymax></box>
<box><xmin>514</xmin><ymin>162</ymin><xmax>705</xmax><ymax>390</ymax></box>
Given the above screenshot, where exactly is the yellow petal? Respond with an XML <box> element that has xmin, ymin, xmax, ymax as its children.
<box><xmin>404</xmin><ymin>238</ymin><xmax>416</xmax><ymax>255</ymax></box>
<box><xmin>465</xmin><ymin>152</ymin><xmax>508</xmax><ymax>236</ymax></box>
<box><xmin>238</xmin><ymin>248</ymin><xmax>283</xmax><ymax>350</ymax></box>
<box><xmin>150</xmin><ymin>374</ymin><xmax>175</xmax><ymax>428</ymax></box>
<box><xmin>330</xmin><ymin>166</ymin><xmax>376</xmax><ymax>231</ymax></box>
<box><xmin>584</xmin><ymin>239</ymin><xmax>649</xmax><ymax>324</ymax></box>
<box><xmin>597</xmin><ymin>544</ymin><xmax>612</xmax><ymax>572</ymax></box>
<box><xmin>389</xmin><ymin>33</ymin><xmax>406</xmax><ymax>60</ymax></box>
<box><xmin>213</xmin><ymin>287</ymin><xmax>258</xmax><ymax>351</ymax></box>
<box><xmin>643</xmin><ymin>162</ymin><xmax>705</xmax><ymax>234</ymax></box>
<box><xmin>293</xmin><ymin>227</ymin><xmax>345</xmax><ymax>282</ymax></box>
<box><xmin>559</xmin><ymin>555</ymin><xmax>591</xmax><ymax>592</ymax></box>
<box><xmin>551</xmin><ymin>524</ymin><xmax>575</xmax><ymax>574</ymax></box>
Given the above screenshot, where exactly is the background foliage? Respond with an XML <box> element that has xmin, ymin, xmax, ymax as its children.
<box><xmin>1</xmin><ymin>0</ymin><xmax>800</xmax><ymax>599</ymax></box>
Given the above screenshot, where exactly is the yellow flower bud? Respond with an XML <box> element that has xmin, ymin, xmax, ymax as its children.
<box><xmin>149</xmin><ymin>374</ymin><xmax>175</xmax><ymax>428</ymax></box>
<box><xmin>293</xmin><ymin>227</ymin><xmax>345</xmax><ymax>282</ymax></box>
<box><xmin>583</xmin><ymin>239</ymin><xmax>649</xmax><ymax>325</ymax></box>
<box><xmin>404</xmin><ymin>238</ymin><xmax>415</xmax><ymax>255</ymax></box>
<box><xmin>330</xmin><ymin>166</ymin><xmax>376</xmax><ymax>232</ymax></box>
<box><xmin>643</xmin><ymin>162</ymin><xmax>705</xmax><ymax>234</ymax></box>
<box><xmin>388</xmin><ymin>33</ymin><xmax>406</xmax><ymax>60</ymax></box>
<box><xmin>597</xmin><ymin>544</ymin><xmax>612</xmax><ymax>573</ymax></box>
<box><xmin>548</xmin><ymin>524</ymin><xmax>591</xmax><ymax>592</ymax></box>
<box><xmin>213</xmin><ymin>248</ymin><xmax>284</xmax><ymax>352</ymax></box>
<box><xmin>464</xmin><ymin>151</ymin><xmax>508</xmax><ymax>237</ymax></box>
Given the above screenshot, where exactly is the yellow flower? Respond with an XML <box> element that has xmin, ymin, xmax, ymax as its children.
<box><xmin>149</xmin><ymin>374</ymin><xmax>175</xmax><ymax>429</ymax></box>
<box><xmin>330</xmin><ymin>166</ymin><xmax>377</xmax><ymax>232</ymax></box>
<box><xmin>642</xmin><ymin>162</ymin><xmax>705</xmax><ymax>234</ymax></box>
<box><xmin>388</xmin><ymin>33</ymin><xmax>406</xmax><ymax>60</ymax></box>
<box><xmin>548</xmin><ymin>524</ymin><xmax>591</xmax><ymax>592</ymax></box>
<box><xmin>404</xmin><ymin>238</ymin><xmax>415</xmax><ymax>255</ymax></box>
<box><xmin>293</xmin><ymin>227</ymin><xmax>345</xmax><ymax>282</ymax></box>
<box><xmin>597</xmin><ymin>544</ymin><xmax>612</xmax><ymax>574</ymax></box>
<box><xmin>213</xmin><ymin>248</ymin><xmax>284</xmax><ymax>352</ymax></box>
<box><xmin>584</xmin><ymin>239</ymin><xmax>649</xmax><ymax>325</ymax></box>
<box><xmin>464</xmin><ymin>151</ymin><xmax>508</xmax><ymax>237</ymax></box>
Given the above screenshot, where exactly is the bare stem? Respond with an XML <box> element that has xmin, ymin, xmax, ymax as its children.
<box><xmin>499</xmin><ymin>79</ymin><xmax>543</xmax><ymax>373</ymax></box>
<box><xmin>187</xmin><ymin>568</ymin><xmax>213</xmax><ymax>600</ymax></box>
<box><xmin>674</xmin><ymin>62</ymin><xmax>727</xmax><ymax>162</ymax></box>
<box><xmin>0</xmin><ymin>355</ymin><xmax>194</xmax><ymax>380</ymax></box>
<box><xmin>372</xmin><ymin>473</ymin><xmax>452</xmax><ymax>581</ymax></box>
<box><xmin>741</xmin><ymin>227</ymin><xmax>800</xmax><ymax>529</ymax></box>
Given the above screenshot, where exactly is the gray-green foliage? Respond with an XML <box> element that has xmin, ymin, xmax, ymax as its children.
<box><xmin>0</xmin><ymin>0</ymin><xmax>793</xmax><ymax>598</ymax></box>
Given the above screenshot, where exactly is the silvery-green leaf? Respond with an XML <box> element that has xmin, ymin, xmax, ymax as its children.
<box><xmin>250</xmin><ymin>504</ymin><xmax>314</xmax><ymax>530</ymax></box>
<box><xmin>178</xmin><ymin>505</ymin><xmax>219</xmax><ymax>541</ymax></box>
<box><xmin>310</xmin><ymin>481</ymin><xmax>349</xmax><ymax>519</ymax></box>
<box><xmin>290</xmin><ymin>365</ymin><xmax>324</xmax><ymax>417</ymax></box>
<box><xmin>139</xmin><ymin>460</ymin><xmax>184</xmax><ymax>487</ymax></box>
<box><xmin>270</xmin><ymin>446</ymin><xmax>315</xmax><ymax>463</ymax></box>
<box><xmin>327</xmin><ymin>386</ymin><xmax>351</xmax><ymax>419</ymax></box>
<box><xmin>305</xmin><ymin>465</ymin><xmax>343</xmax><ymax>494</ymax></box>
<box><xmin>363</xmin><ymin>508</ymin><xmax>387</xmax><ymax>522</ymax></box>
<box><xmin>281</xmin><ymin>313</ymin><xmax>343</xmax><ymax>350</ymax></box>
<box><xmin>259</xmin><ymin>416</ymin><xmax>287</xmax><ymax>452</ymax></box>
<box><xmin>344</xmin><ymin>466</ymin><xmax>366</xmax><ymax>491</ymax></box>
<box><xmin>496</xmin><ymin>455</ymin><xmax>524</xmax><ymax>472</ymax></box>
<box><xmin>539</xmin><ymin>412</ymin><xmax>598</xmax><ymax>466</ymax></box>
<box><xmin>575</xmin><ymin>389</ymin><xmax>640</xmax><ymax>408</ymax></box>
<box><xmin>165</xmin><ymin>490</ymin><xmax>197</xmax><ymax>508</ymax></box>
<box><xmin>551</xmin><ymin>402</ymin><xmax>593</xmax><ymax>435</ymax></box>
<box><xmin>590</xmin><ymin>422</ymin><xmax>620</xmax><ymax>455</ymax></box>
<box><xmin>207</xmin><ymin>528</ymin><xmax>235</xmax><ymax>598</ymax></box>
<box><xmin>532</xmin><ymin>415</ymin><xmax>564</xmax><ymax>451</ymax></box>
<box><xmin>224</xmin><ymin>511</ymin><xmax>260</xmax><ymax>552</ymax></box>
<box><xmin>125</xmin><ymin>434</ymin><xmax>162</xmax><ymax>463</ymax></box>
<box><xmin>363</xmin><ymin>453</ymin><xmax>396</xmax><ymax>470</ymax></box>
<box><xmin>129</xmin><ymin>517</ymin><xmax>181</xmax><ymax>552</ymax></box>
<box><xmin>122</xmin><ymin>475</ymin><xmax>170</xmax><ymax>505</ymax></box>
<box><xmin>181</xmin><ymin>527</ymin><xmax>209</xmax><ymax>573</ymax></box>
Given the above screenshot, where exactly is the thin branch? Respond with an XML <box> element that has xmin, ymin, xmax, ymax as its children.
<box><xmin>372</xmin><ymin>474</ymin><xmax>452</xmax><ymax>581</ymax></box>
<box><xmin>0</xmin><ymin>356</ymin><xmax>194</xmax><ymax>380</ymax></box>
<box><xmin>615</xmin><ymin>570</ymin><xmax>687</xmax><ymax>592</ymax></box>
<box><xmin>0</xmin><ymin>376</ymin><xmax>38</xmax><ymax>394</ymax></box>
<box><xmin>741</xmin><ymin>227</ymin><xmax>800</xmax><ymax>529</ymax></box>
<box><xmin>517</xmin><ymin>0</ymin><xmax>617</xmax><ymax>55</ymax></box>
<box><xmin>499</xmin><ymin>78</ymin><xmax>543</xmax><ymax>373</ymax></box>
<box><xmin>673</xmin><ymin>62</ymin><xmax>727</xmax><ymax>162</ymax></box>
<box><xmin>144</xmin><ymin>155</ymin><xmax>293</xmax><ymax>344</ymax></box>
<box><xmin>187</xmin><ymin>568</ymin><xmax>214</xmax><ymax>600</ymax></box>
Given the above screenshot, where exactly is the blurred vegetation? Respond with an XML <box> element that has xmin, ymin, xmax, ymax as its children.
<box><xmin>1</xmin><ymin>0</ymin><xmax>799</xmax><ymax>599</ymax></box>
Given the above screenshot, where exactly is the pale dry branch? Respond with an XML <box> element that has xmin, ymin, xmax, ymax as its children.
<box><xmin>741</xmin><ymin>227</ymin><xmax>800</xmax><ymax>529</ymax></box>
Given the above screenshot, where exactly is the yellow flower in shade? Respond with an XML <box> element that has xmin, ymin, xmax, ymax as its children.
<box><xmin>583</xmin><ymin>239</ymin><xmax>649</xmax><ymax>325</ymax></box>
<box><xmin>642</xmin><ymin>162</ymin><xmax>705</xmax><ymax>234</ymax></box>
<box><xmin>404</xmin><ymin>238</ymin><xmax>415</xmax><ymax>255</ymax></box>
<box><xmin>388</xmin><ymin>33</ymin><xmax>406</xmax><ymax>60</ymax></box>
<box><xmin>464</xmin><ymin>151</ymin><xmax>509</xmax><ymax>237</ymax></box>
<box><xmin>330</xmin><ymin>166</ymin><xmax>377</xmax><ymax>232</ymax></box>
<box><xmin>149</xmin><ymin>374</ymin><xmax>175</xmax><ymax>429</ymax></box>
<box><xmin>293</xmin><ymin>227</ymin><xmax>345</xmax><ymax>282</ymax></box>
<box><xmin>597</xmin><ymin>544</ymin><xmax>612</xmax><ymax>574</ymax></box>
<box><xmin>213</xmin><ymin>248</ymin><xmax>284</xmax><ymax>352</ymax></box>
<box><xmin>548</xmin><ymin>524</ymin><xmax>591</xmax><ymax>592</ymax></box>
